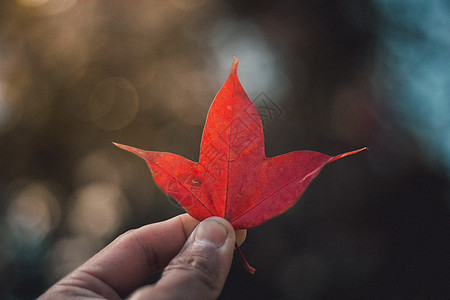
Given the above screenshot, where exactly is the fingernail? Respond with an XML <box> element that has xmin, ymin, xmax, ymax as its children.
<box><xmin>194</xmin><ymin>219</ymin><xmax>228</xmax><ymax>248</ymax></box>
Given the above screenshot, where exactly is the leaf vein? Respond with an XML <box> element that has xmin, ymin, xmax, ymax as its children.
<box><xmin>230</xmin><ymin>165</ymin><xmax>325</xmax><ymax>224</ymax></box>
<box><xmin>152</xmin><ymin>162</ymin><xmax>214</xmax><ymax>217</ymax></box>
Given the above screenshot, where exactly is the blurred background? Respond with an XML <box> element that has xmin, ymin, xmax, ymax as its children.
<box><xmin>0</xmin><ymin>0</ymin><xmax>449</xmax><ymax>299</ymax></box>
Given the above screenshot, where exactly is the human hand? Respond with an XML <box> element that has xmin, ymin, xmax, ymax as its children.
<box><xmin>38</xmin><ymin>214</ymin><xmax>247</xmax><ymax>300</ymax></box>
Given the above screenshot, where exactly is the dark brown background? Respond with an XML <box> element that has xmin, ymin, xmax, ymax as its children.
<box><xmin>1</xmin><ymin>1</ymin><xmax>449</xmax><ymax>299</ymax></box>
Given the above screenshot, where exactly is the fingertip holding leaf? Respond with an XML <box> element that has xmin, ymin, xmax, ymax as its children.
<box><xmin>114</xmin><ymin>58</ymin><xmax>367</xmax><ymax>273</ymax></box>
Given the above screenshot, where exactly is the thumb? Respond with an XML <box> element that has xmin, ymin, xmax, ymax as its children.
<box><xmin>130</xmin><ymin>217</ymin><xmax>236</xmax><ymax>300</ymax></box>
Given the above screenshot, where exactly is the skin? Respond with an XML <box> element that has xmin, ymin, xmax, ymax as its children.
<box><xmin>38</xmin><ymin>214</ymin><xmax>247</xmax><ymax>300</ymax></box>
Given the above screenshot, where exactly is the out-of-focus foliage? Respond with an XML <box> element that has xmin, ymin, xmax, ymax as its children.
<box><xmin>374</xmin><ymin>0</ymin><xmax>450</xmax><ymax>177</ymax></box>
<box><xmin>0</xmin><ymin>0</ymin><xmax>449</xmax><ymax>299</ymax></box>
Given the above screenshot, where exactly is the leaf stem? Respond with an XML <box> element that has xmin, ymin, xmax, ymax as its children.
<box><xmin>235</xmin><ymin>242</ymin><xmax>256</xmax><ymax>274</ymax></box>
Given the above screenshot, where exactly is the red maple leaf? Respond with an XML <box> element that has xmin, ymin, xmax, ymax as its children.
<box><xmin>114</xmin><ymin>57</ymin><xmax>366</xmax><ymax>273</ymax></box>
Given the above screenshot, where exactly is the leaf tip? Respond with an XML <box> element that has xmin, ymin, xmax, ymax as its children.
<box><xmin>112</xmin><ymin>141</ymin><xmax>123</xmax><ymax>149</ymax></box>
<box><xmin>112</xmin><ymin>142</ymin><xmax>130</xmax><ymax>151</ymax></box>
<box><xmin>328</xmin><ymin>147</ymin><xmax>368</xmax><ymax>164</ymax></box>
<box><xmin>113</xmin><ymin>142</ymin><xmax>147</xmax><ymax>159</ymax></box>
<box><xmin>231</xmin><ymin>56</ymin><xmax>239</xmax><ymax>75</ymax></box>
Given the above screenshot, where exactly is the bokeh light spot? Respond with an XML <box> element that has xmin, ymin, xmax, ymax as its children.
<box><xmin>16</xmin><ymin>0</ymin><xmax>50</xmax><ymax>7</ymax></box>
<box><xmin>74</xmin><ymin>150</ymin><xmax>122</xmax><ymax>187</ymax></box>
<box><xmin>209</xmin><ymin>19</ymin><xmax>289</xmax><ymax>101</ymax></box>
<box><xmin>68</xmin><ymin>182</ymin><xmax>127</xmax><ymax>239</ymax></box>
<box><xmin>17</xmin><ymin>0</ymin><xmax>77</xmax><ymax>15</ymax></box>
<box><xmin>89</xmin><ymin>77</ymin><xmax>139</xmax><ymax>131</ymax></box>
<box><xmin>6</xmin><ymin>182</ymin><xmax>61</xmax><ymax>242</ymax></box>
<box><xmin>169</xmin><ymin>0</ymin><xmax>206</xmax><ymax>10</ymax></box>
<box><xmin>0</xmin><ymin>83</ymin><xmax>12</xmax><ymax>131</ymax></box>
<box><xmin>374</xmin><ymin>0</ymin><xmax>450</xmax><ymax>178</ymax></box>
